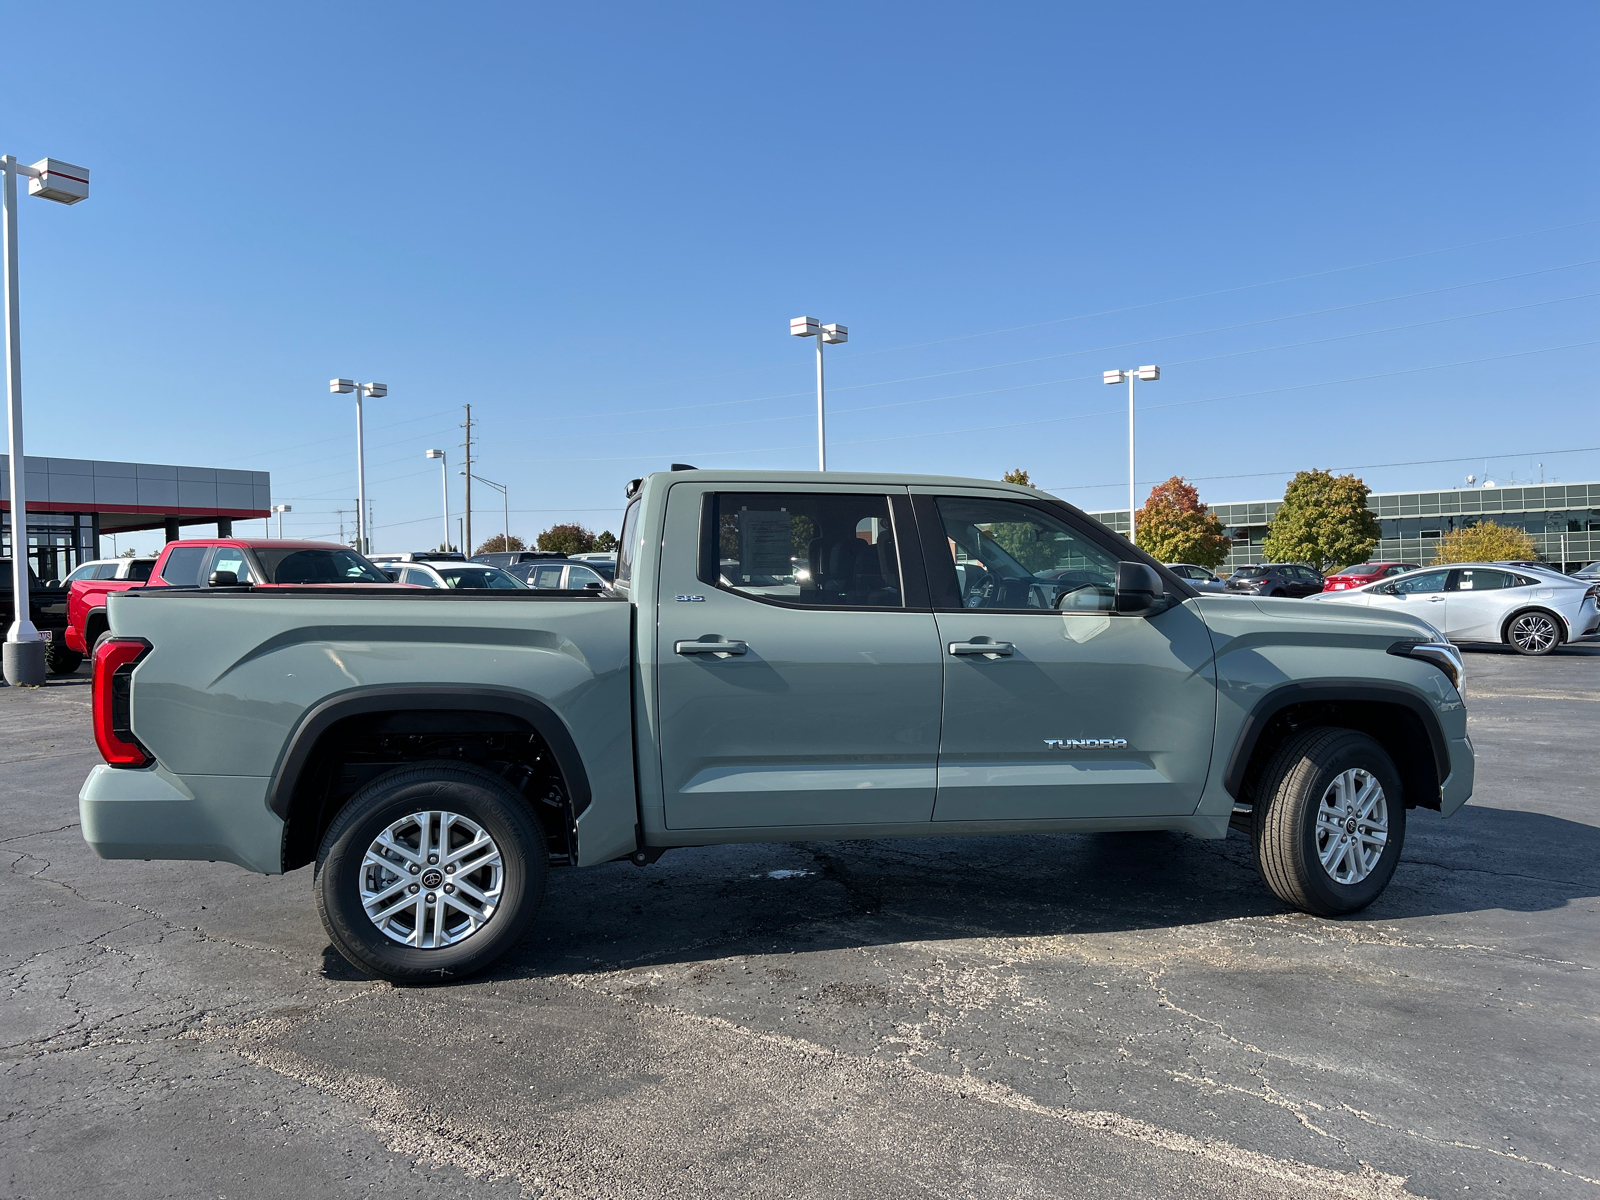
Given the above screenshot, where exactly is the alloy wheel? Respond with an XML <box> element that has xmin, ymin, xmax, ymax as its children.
<box><xmin>1509</xmin><ymin>612</ymin><xmax>1559</xmax><ymax>654</ymax></box>
<box><xmin>1314</xmin><ymin>768</ymin><xmax>1388</xmax><ymax>885</ymax></box>
<box><xmin>359</xmin><ymin>810</ymin><xmax>504</xmax><ymax>948</ymax></box>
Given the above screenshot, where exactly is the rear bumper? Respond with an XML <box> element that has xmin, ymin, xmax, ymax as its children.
<box><xmin>1439</xmin><ymin>734</ymin><xmax>1474</xmax><ymax>817</ymax></box>
<box><xmin>79</xmin><ymin>764</ymin><xmax>283</xmax><ymax>874</ymax></box>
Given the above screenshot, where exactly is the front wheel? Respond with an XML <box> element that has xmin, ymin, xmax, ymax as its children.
<box><xmin>1251</xmin><ymin>727</ymin><xmax>1406</xmax><ymax>916</ymax></box>
<box><xmin>1506</xmin><ymin>610</ymin><xmax>1562</xmax><ymax>656</ymax></box>
<box><xmin>315</xmin><ymin>763</ymin><xmax>548</xmax><ymax>984</ymax></box>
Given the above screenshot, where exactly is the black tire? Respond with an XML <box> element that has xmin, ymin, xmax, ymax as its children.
<box><xmin>1504</xmin><ymin>609</ymin><xmax>1563</xmax><ymax>656</ymax></box>
<box><xmin>44</xmin><ymin>640</ymin><xmax>84</xmax><ymax>675</ymax></box>
<box><xmin>315</xmin><ymin>762</ymin><xmax>548</xmax><ymax>984</ymax></box>
<box><xmin>1251</xmin><ymin>727</ymin><xmax>1406</xmax><ymax>917</ymax></box>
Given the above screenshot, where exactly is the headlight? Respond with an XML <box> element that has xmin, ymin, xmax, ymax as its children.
<box><xmin>1388</xmin><ymin>639</ymin><xmax>1464</xmax><ymax>695</ymax></box>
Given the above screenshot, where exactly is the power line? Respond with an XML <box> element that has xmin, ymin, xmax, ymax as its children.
<box><xmin>1044</xmin><ymin>444</ymin><xmax>1600</xmax><ymax>495</ymax></box>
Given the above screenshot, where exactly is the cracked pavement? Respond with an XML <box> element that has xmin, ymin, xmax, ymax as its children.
<box><xmin>2</xmin><ymin>648</ymin><xmax>1597</xmax><ymax>1198</ymax></box>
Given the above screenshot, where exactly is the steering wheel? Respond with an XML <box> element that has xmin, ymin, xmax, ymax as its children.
<box><xmin>963</xmin><ymin>570</ymin><xmax>995</xmax><ymax>608</ymax></box>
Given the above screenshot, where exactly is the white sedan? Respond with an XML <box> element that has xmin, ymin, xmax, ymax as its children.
<box><xmin>1308</xmin><ymin>562</ymin><xmax>1600</xmax><ymax>656</ymax></box>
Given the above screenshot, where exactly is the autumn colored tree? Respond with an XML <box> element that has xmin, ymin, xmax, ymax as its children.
<box><xmin>1430</xmin><ymin>520</ymin><xmax>1538</xmax><ymax>565</ymax></box>
<box><xmin>593</xmin><ymin>529</ymin><xmax>617</xmax><ymax>553</ymax></box>
<box><xmin>1262</xmin><ymin>469</ymin><xmax>1381</xmax><ymax>573</ymax></box>
<box><xmin>1002</xmin><ymin>468</ymin><xmax>1035</xmax><ymax>487</ymax></box>
<box><xmin>536</xmin><ymin>523</ymin><xmax>597</xmax><ymax>555</ymax></box>
<box><xmin>473</xmin><ymin>533</ymin><xmax>526</xmax><ymax>555</ymax></box>
<box><xmin>1134</xmin><ymin>476</ymin><xmax>1231</xmax><ymax>568</ymax></box>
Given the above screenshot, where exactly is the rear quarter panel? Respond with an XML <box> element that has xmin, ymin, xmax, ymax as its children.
<box><xmin>107</xmin><ymin>589</ymin><xmax>637</xmax><ymax>866</ymax></box>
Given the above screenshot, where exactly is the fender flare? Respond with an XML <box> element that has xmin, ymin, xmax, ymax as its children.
<box><xmin>1222</xmin><ymin>680</ymin><xmax>1450</xmax><ymax>801</ymax></box>
<box><xmin>265</xmin><ymin>684</ymin><xmax>593</xmax><ymax>822</ymax></box>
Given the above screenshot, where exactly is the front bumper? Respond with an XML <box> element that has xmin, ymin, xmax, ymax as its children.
<box><xmin>79</xmin><ymin>764</ymin><xmax>283</xmax><ymax>874</ymax></box>
<box><xmin>1439</xmin><ymin>734</ymin><xmax>1474</xmax><ymax>818</ymax></box>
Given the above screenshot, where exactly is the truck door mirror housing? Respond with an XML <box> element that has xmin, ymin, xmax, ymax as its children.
<box><xmin>1114</xmin><ymin>561</ymin><xmax>1165</xmax><ymax>614</ymax></box>
<box><xmin>208</xmin><ymin>570</ymin><xmax>244</xmax><ymax>588</ymax></box>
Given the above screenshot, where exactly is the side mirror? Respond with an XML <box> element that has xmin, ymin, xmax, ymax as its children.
<box><xmin>1114</xmin><ymin>561</ymin><xmax>1165</xmax><ymax>614</ymax></box>
<box><xmin>583</xmin><ymin>581</ymin><xmax>604</xmax><ymax>592</ymax></box>
<box><xmin>208</xmin><ymin>569</ymin><xmax>244</xmax><ymax>588</ymax></box>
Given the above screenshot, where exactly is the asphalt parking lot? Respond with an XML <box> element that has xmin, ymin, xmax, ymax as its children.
<box><xmin>3</xmin><ymin>648</ymin><xmax>1597</xmax><ymax>1200</ymax></box>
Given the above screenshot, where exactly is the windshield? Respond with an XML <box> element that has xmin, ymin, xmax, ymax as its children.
<box><xmin>255</xmin><ymin>548</ymin><xmax>391</xmax><ymax>584</ymax></box>
<box><xmin>434</xmin><ymin>565</ymin><xmax>528</xmax><ymax>590</ymax></box>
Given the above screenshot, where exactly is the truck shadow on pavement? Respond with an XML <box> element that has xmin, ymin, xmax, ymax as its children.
<box><xmin>450</xmin><ymin>800</ymin><xmax>1600</xmax><ymax>983</ymax></box>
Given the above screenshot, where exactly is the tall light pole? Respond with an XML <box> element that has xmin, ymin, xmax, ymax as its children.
<box><xmin>1103</xmin><ymin>365</ymin><xmax>1160</xmax><ymax>546</ymax></box>
<box><xmin>330</xmin><ymin>379</ymin><xmax>387</xmax><ymax>555</ymax></box>
<box><xmin>3</xmin><ymin>157</ymin><xmax>88</xmax><ymax>687</ymax></box>
<box><xmin>270</xmin><ymin>504</ymin><xmax>291</xmax><ymax>538</ymax></box>
<box><xmin>467</xmin><ymin>473</ymin><xmax>508</xmax><ymax>550</ymax></box>
<box><xmin>790</xmin><ymin>316</ymin><xmax>848</xmax><ymax>470</ymax></box>
<box><xmin>426</xmin><ymin>450</ymin><xmax>451</xmax><ymax>551</ymax></box>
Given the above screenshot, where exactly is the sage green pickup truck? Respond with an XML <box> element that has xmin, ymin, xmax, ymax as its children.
<box><xmin>80</xmin><ymin>469</ymin><xmax>1473</xmax><ymax>982</ymax></box>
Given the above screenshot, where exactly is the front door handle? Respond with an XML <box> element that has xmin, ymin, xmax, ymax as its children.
<box><xmin>675</xmin><ymin>639</ymin><xmax>749</xmax><ymax>656</ymax></box>
<box><xmin>948</xmin><ymin>640</ymin><xmax>1014</xmax><ymax>657</ymax></box>
<box><xmin>1427</xmin><ymin>596</ymin><xmax>1446</xmax><ymax>602</ymax></box>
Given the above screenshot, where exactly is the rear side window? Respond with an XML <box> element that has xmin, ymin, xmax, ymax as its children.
<box><xmin>127</xmin><ymin>560</ymin><xmax>155</xmax><ymax>582</ymax></box>
<box><xmin>613</xmin><ymin>500</ymin><xmax>641</xmax><ymax>598</ymax></box>
<box><xmin>159</xmin><ymin>546</ymin><xmax>209</xmax><ymax>587</ymax></box>
<box><xmin>705</xmin><ymin>492</ymin><xmax>902</xmax><ymax>608</ymax></box>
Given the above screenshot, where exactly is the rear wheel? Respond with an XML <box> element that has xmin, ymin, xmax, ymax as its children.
<box><xmin>44</xmin><ymin>640</ymin><xmax>83</xmax><ymax>675</ymax></box>
<box><xmin>1505</xmin><ymin>609</ymin><xmax>1562</xmax><ymax>656</ymax></box>
<box><xmin>315</xmin><ymin>763</ymin><xmax>547</xmax><ymax>984</ymax></box>
<box><xmin>1251</xmin><ymin>727</ymin><xmax>1406</xmax><ymax>916</ymax></box>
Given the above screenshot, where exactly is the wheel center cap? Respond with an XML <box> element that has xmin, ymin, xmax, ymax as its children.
<box><xmin>421</xmin><ymin>868</ymin><xmax>444</xmax><ymax>889</ymax></box>
<box><xmin>1344</xmin><ymin>817</ymin><xmax>1358</xmax><ymax>834</ymax></box>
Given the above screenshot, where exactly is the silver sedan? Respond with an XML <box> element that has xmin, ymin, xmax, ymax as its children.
<box><xmin>1308</xmin><ymin>562</ymin><xmax>1600</xmax><ymax>655</ymax></box>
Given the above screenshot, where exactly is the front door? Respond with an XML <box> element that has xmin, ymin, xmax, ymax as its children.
<box><xmin>656</xmin><ymin>485</ymin><xmax>944</xmax><ymax>830</ymax></box>
<box><xmin>915</xmin><ymin>491</ymin><xmax>1217</xmax><ymax>822</ymax></box>
<box><xmin>1361</xmin><ymin>567</ymin><xmax>1451</xmax><ymax>627</ymax></box>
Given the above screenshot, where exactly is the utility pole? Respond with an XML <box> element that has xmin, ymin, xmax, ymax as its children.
<box><xmin>461</xmin><ymin>403</ymin><xmax>474</xmax><ymax>555</ymax></box>
<box><xmin>333</xmin><ymin>508</ymin><xmax>349</xmax><ymax>546</ymax></box>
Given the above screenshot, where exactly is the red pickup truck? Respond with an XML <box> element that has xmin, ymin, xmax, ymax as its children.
<box><xmin>66</xmin><ymin>539</ymin><xmax>393</xmax><ymax>655</ymax></box>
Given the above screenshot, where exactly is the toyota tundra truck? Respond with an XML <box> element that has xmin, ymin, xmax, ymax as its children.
<box><xmin>78</xmin><ymin>469</ymin><xmax>1473</xmax><ymax>983</ymax></box>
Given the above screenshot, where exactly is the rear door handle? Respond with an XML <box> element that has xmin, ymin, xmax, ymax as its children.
<box><xmin>948</xmin><ymin>641</ymin><xmax>1014</xmax><ymax>657</ymax></box>
<box><xmin>675</xmin><ymin>639</ymin><xmax>749</xmax><ymax>656</ymax></box>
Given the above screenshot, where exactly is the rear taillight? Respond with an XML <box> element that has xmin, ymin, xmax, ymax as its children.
<box><xmin>93</xmin><ymin>637</ymin><xmax>152</xmax><ymax>767</ymax></box>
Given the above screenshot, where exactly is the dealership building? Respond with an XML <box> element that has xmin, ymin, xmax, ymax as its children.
<box><xmin>1</xmin><ymin>455</ymin><xmax>271</xmax><ymax>582</ymax></box>
<box><xmin>1089</xmin><ymin>480</ymin><xmax>1600</xmax><ymax>573</ymax></box>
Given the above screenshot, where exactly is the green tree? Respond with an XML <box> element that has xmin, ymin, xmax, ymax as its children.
<box><xmin>473</xmin><ymin>533</ymin><xmax>526</xmax><ymax>555</ymax></box>
<box><xmin>536</xmin><ymin>523</ymin><xmax>596</xmax><ymax>555</ymax></box>
<box><xmin>593</xmin><ymin>529</ymin><xmax>617</xmax><ymax>553</ymax></box>
<box><xmin>1135</xmin><ymin>476</ymin><xmax>1231</xmax><ymax>568</ymax></box>
<box><xmin>1262</xmin><ymin>469</ymin><xmax>1381</xmax><ymax>573</ymax></box>
<box><xmin>1430</xmin><ymin>520</ymin><xmax>1538</xmax><ymax>565</ymax></box>
<box><xmin>1002</xmin><ymin>468</ymin><xmax>1035</xmax><ymax>487</ymax></box>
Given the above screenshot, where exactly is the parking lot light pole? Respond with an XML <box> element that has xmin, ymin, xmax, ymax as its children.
<box><xmin>466</xmin><ymin>473</ymin><xmax>507</xmax><ymax>551</ymax></box>
<box><xmin>270</xmin><ymin>504</ymin><xmax>291</xmax><ymax>538</ymax></box>
<box><xmin>426</xmin><ymin>450</ymin><xmax>450</xmax><ymax>551</ymax></box>
<box><xmin>3</xmin><ymin>156</ymin><xmax>88</xmax><ymax>687</ymax></box>
<box><xmin>790</xmin><ymin>317</ymin><xmax>848</xmax><ymax>470</ymax></box>
<box><xmin>330</xmin><ymin>379</ymin><xmax>387</xmax><ymax>555</ymax></box>
<box><xmin>1103</xmin><ymin>365</ymin><xmax>1160</xmax><ymax>546</ymax></box>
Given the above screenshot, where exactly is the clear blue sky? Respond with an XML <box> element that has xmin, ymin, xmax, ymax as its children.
<box><xmin>9</xmin><ymin>3</ymin><xmax>1598</xmax><ymax>553</ymax></box>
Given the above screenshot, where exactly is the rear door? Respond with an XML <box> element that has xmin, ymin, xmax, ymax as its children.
<box><xmin>655</xmin><ymin>484</ymin><xmax>943</xmax><ymax>830</ymax></box>
<box><xmin>913</xmin><ymin>489</ymin><xmax>1217</xmax><ymax>822</ymax></box>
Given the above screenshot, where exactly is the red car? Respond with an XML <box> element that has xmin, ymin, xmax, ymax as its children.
<box><xmin>66</xmin><ymin>539</ymin><xmax>394</xmax><ymax>655</ymax></box>
<box><xmin>1321</xmin><ymin>561</ymin><xmax>1420</xmax><ymax>593</ymax></box>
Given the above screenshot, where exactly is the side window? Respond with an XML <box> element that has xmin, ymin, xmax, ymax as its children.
<box><xmin>1455</xmin><ymin>568</ymin><xmax>1511</xmax><ymax>591</ymax></box>
<box><xmin>127</xmin><ymin>560</ymin><xmax>155</xmax><ymax>582</ymax></box>
<box><xmin>209</xmin><ymin>547</ymin><xmax>254</xmax><ymax>584</ymax></box>
<box><xmin>531</xmin><ymin>564</ymin><xmax>565</xmax><ymax>589</ymax></box>
<box><xmin>158</xmin><ymin>546</ymin><xmax>209</xmax><ymax>587</ymax></box>
<box><xmin>1391</xmin><ymin>569</ymin><xmax>1450</xmax><ymax>595</ymax></box>
<box><xmin>705</xmin><ymin>492</ymin><xmax>902</xmax><ymax>608</ymax></box>
<box><xmin>932</xmin><ymin>496</ymin><xmax>1118</xmax><ymax>611</ymax></box>
<box><xmin>614</xmin><ymin>500</ymin><xmax>640</xmax><ymax>598</ymax></box>
<box><xmin>566</xmin><ymin>564</ymin><xmax>604</xmax><ymax>589</ymax></box>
